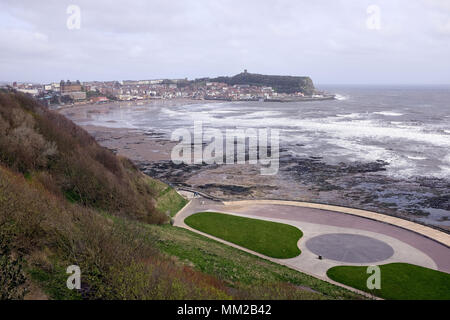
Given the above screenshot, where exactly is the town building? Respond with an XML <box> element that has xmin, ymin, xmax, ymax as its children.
<box><xmin>60</xmin><ymin>80</ymin><xmax>86</xmax><ymax>101</ymax></box>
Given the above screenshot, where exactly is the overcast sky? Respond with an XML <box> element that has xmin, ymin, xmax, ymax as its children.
<box><xmin>1</xmin><ymin>0</ymin><xmax>450</xmax><ymax>84</ymax></box>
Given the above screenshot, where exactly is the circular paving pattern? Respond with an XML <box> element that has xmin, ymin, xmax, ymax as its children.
<box><xmin>305</xmin><ymin>233</ymin><xmax>394</xmax><ymax>263</ymax></box>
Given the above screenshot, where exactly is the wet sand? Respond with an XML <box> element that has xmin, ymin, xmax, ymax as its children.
<box><xmin>58</xmin><ymin>99</ymin><xmax>196</xmax><ymax>161</ymax></box>
<box><xmin>81</xmin><ymin>125</ymin><xmax>175</xmax><ymax>162</ymax></box>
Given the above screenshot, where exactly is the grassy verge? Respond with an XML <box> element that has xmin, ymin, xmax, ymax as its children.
<box><xmin>28</xmin><ymin>263</ymin><xmax>82</xmax><ymax>300</ymax></box>
<box><xmin>156</xmin><ymin>188</ymin><xmax>187</xmax><ymax>217</ymax></box>
<box><xmin>143</xmin><ymin>224</ymin><xmax>363</xmax><ymax>299</ymax></box>
<box><xmin>145</xmin><ymin>176</ymin><xmax>187</xmax><ymax>217</ymax></box>
<box><xmin>185</xmin><ymin>212</ymin><xmax>302</xmax><ymax>259</ymax></box>
<box><xmin>327</xmin><ymin>263</ymin><xmax>450</xmax><ymax>300</ymax></box>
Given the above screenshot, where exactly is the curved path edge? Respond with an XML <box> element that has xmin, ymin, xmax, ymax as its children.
<box><xmin>223</xmin><ymin>200</ymin><xmax>450</xmax><ymax>248</ymax></box>
<box><xmin>172</xmin><ymin>198</ymin><xmax>379</xmax><ymax>299</ymax></box>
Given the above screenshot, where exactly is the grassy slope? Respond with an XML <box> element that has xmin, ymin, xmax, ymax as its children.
<box><xmin>0</xmin><ymin>91</ymin><xmax>224</xmax><ymax>299</ymax></box>
<box><xmin>0</xmin><ymin>165</ymin><xmax>232</xmax><ymax>300</ymax></box>
<box><xmin>146</xmin><ymin>177</ymin><xmax>187</xmax><ymax>217</ymax></box>
<box><xmin>0</xmin><ymin>90</ymin><xmax>167</xmax><ymax>224</ymax></box>
<box><xmin>185</xmin><ymin>212</ymin><xmax>302</xmax><ymax>259</ymax></box>
<box><xmin>327</xmin><ymin>263</ymin><xmax>450</xmax><ymax>300</ymax></box>
<box><xmin>143</xmin><ymin>224</ymin><xmax>362</xmax><ymax>300</ymax></box>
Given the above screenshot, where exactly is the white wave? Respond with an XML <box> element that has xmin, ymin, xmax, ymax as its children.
<box><xmin>287</xmin><ymin>119</ymin><xmax>450</xmax><ymax>148</ymax></box>
<box><xmin>322</xmin><ymin>137</ymin><xmax>391</xmax><ymax>162</ymax></box>
<box><xmin>334</xmin><ymin>94</ymin><xmax>348</xmax><ymax>101</ymax></box>
<box><xmin>407</xmin><ymin>156</ymin><xmax>427</xmax><ymax>160</ymax></box>
<box><xmin>336</xmin><ymin>113</ymin><xmax>362</xmax><ymax>119</ymax></box>
<box><xmin>235</xmin><ymin>110</ymin><xmax>283</xmax><ymax>119</ymax></box>
<box><xmin>373</xmin><ymin>111</ymin><xmax>404</xmax><ymax>116</ymax></box>
<box><xmin>316</xmin><ymin>137</ymin><xmax>431</xmax><ymax>179</ymax></box>
<box><xmin>92</xmin><ymin>106</ymin><xmax>450</xmax><ymax>151</ymax></box>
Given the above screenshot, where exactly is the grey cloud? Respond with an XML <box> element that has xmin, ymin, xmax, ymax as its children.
<box><xmin>0</xmin><ymin>0</ymin><xmax>449</xmax><ymax>84</ymax></box>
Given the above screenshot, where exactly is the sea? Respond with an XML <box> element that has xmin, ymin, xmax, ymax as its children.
<box><xmin>80</xmin><ymin>85</ymin><xmax>450</xmax><ymax>227</ymax></box>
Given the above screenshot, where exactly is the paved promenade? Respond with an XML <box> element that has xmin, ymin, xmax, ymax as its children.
<box><xmin>174</xmin><ymin>196</ymin><xmax>450</xmax><ymax>277</ymax></box>
<box><xmin>224</xmin><ymin>200</ymin><xmax>450</xmax><ymax>247</ymax></box>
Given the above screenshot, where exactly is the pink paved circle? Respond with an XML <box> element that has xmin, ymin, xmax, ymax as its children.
<box><xmin>305</xmin><ymin>233</ymin><xmax>395</xmax><ymax>263</ymax></box>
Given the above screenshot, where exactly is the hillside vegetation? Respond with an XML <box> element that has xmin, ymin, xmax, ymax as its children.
<box><xmin>0</xmin><ymin>90</ymin><xmax>360</xmax><ymax>300</ymax></box>
<box><xmin>0</xmin><ymin>90</ymin><xmax>167</xmax><ymax>224</ymax></box>
<box><xmin>0</xmin><ymin>90</ymin><xmax>223</xmax><ymax>299</ymax></box>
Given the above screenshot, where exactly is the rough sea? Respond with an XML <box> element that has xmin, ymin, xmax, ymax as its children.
<box><xmin>81</xmin><ymin>85</ymin><xmax>450</xmax><ymax>228</ymax></box>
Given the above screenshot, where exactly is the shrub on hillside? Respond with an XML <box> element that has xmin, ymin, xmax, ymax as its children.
<box><xmin>0</xmin><ymin>166</ymin><xmax>229</xmax><ymax>299</ymax></box>
<box><xmin>0</xmin><ymin>233</ymin><xmax>27</xmax><ymax>300</ymax></box>
<box><xmin>0</xmin><ymin>91</ymin><xmax>166</xmax><ymax>224</ymax></box>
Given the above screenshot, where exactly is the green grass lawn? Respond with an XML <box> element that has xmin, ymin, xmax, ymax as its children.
<box><xmin>184</xmin><ymin>212</ymin><xmax>302</xmax><ymax>259</ymax></box>
<box><xmin>327</xmin><ymin>263</ymin><xmax>450</xmax><ymax>300</ymax></box>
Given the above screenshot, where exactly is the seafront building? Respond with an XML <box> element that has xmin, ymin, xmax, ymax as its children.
<box><xmin>60</xmin><ymin>80</ymin><xmax>86</xmax><ymax>101</ymax></box>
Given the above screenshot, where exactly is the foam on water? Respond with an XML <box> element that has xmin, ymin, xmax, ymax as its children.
<box><xmin>81</xmin><ymin>87</ymin><xmax>450</xmax><ymax>179</ymax></box>
<box><xmin>334</xmin><ymin>94</ymin><xmax>348</xmax><ymax>101</ymax></box>
<box><xmin>336</xmin><ymin>113</ymin><xmax>362</xmax><ymax>118</ymax></box>
<box><xmin>373</xmin><ymin>111</ymin><xmax>404</xmax><ymax>116</ymax></box>
<box><xmin>407</xmin><ymin>156</ymin><xmax>427</xmax><ymax>160</ymax></box>
<box><xmin>286</xmin><ymin>118</ymin><xmax>450</xmax><ymax>148</ymax></box>
<box><xmin>164</xmin><ymin>107</ymin><xmax>450</xmax><ymax>150</ymax></box>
